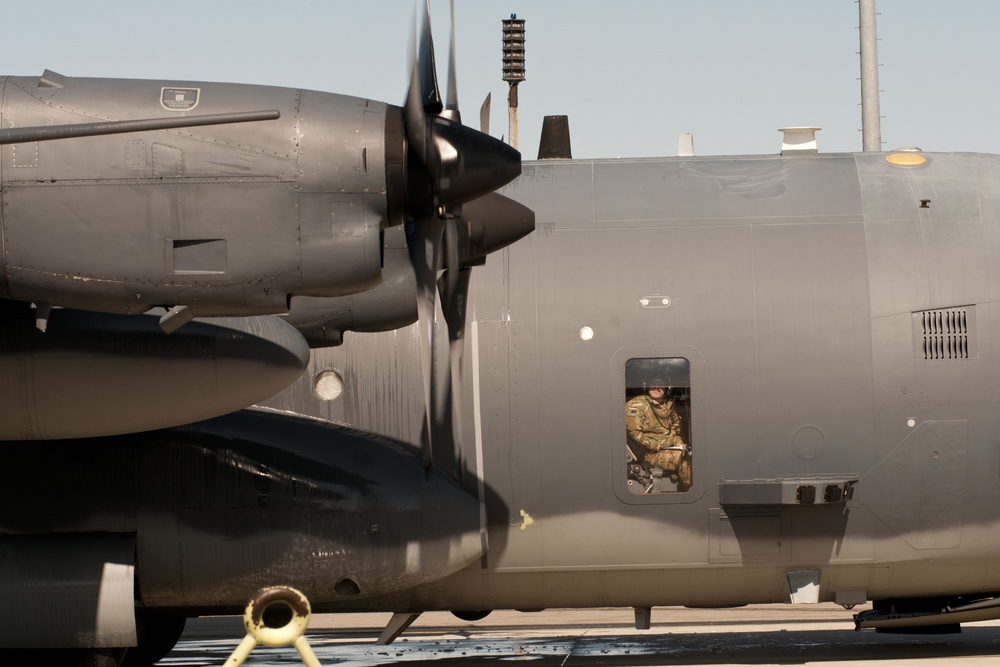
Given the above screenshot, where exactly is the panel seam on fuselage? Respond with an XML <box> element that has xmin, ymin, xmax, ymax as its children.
<box><xmin>472</xmin><ymin>320</ymin><xmax>488</xmax><ymax>565</ymax></box>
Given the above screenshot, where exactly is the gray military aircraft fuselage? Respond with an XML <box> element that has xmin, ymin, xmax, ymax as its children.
<box><xmin>3</xmin><ymin>68</ymin><xmax>999</xmax><ymax>662</ymax></box>
<box><xmin>275</xmin><ymin>147</ymin><xmax>1000</xmax><ymax>632</ymax></box>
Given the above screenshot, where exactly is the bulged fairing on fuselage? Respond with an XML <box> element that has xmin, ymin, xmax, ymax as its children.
<box><xmin>266</xmin><ymin>149</ymin><xmax>1000</xmax><ymax>613</ymax></box>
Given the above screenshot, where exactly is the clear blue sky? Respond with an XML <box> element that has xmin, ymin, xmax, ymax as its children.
<box><xmin>2</xmin><ymin>1</ymin><xmax>996</xmax><ymax>158</ymax></box>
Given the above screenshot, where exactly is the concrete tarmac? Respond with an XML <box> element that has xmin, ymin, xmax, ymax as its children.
<box><xmin>161</xmin><ymin>604</ymin><xmax>1000</xmax><ymax>666</ymax></box>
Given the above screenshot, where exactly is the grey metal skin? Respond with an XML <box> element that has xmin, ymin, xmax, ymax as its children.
<box><xmin>267</xmin><ymin>149</ymin><xmax>1000</xmax><ymax>618</ymax></box>
<box><xmin>0</xmin><ymin>409</ymin><xmax>486</xmax><ymax>648</ymax></box>
<box><xmin>10</xmin><ymin>134</ymin><xmax>1000</xmax><ymax>653</ymax></box>
<box><xmin>0</xmin><ymin>71</ymin><xmax>402</xmax><ymax>316</ymax></box>
<box><xmin>0</xmin><ymin>300</ymin><xmax>310</xmax><ymax>440</ymax></box>
<box><xmin>281</xmin><ymin>227</ymin><xmax>418</xmax><ymax>347</ymax></box>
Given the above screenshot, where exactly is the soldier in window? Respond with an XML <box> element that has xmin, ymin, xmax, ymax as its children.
<box><xmin>625</xmin><ymin>378</ymin><xmax>691</xmax><ymax>492</ymax></box>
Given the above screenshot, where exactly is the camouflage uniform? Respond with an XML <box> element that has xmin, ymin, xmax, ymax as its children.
<box><xmin>625</xmin><ymin>394</ymin><xmax>692</xmax><ymax>491</ymax></box>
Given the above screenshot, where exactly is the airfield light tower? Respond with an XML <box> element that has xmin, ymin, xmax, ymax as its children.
<box><xmin>859</xmin><ymin>0</ymin><xmax>882</xmax><ymax>151</ymax></box>
<box><xmin>502</xmin><ymin>14</ymin><xmax>526</xmax><ymax>149</ymax></box>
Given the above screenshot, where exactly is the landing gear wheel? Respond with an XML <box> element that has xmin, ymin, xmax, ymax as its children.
<box><xmin>121</xmin><ymin>615</ymin><xmax>187</xmax><ymax>667</ymax></box>
<box><xmin>452</xmin><ymin>610</ymin><xmax>492</xmax><ymax>622</ymax></box>
<box><xmin>0</xmin><ymin>647</ymin><xmax>128</xmax><ymax>667</ymax></box>
<box><xmin>74</xmin><ymin>648</ymin><xmax>130</xmax><ymax>667</ymax></box>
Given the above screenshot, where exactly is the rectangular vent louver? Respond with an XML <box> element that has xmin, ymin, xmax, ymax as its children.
<box><xmin>913</xmin><ymin>306</ymin><xmax>977</xmax><ymax>360</ymax></box>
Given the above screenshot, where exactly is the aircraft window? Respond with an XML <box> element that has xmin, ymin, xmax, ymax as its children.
<box><xmin>624</xmin><ymin>357</ymin><xmax>691</xmax><ymax>495</ymax></box>
<box><xmin>312</xmin><ymin>369</ymin><xmax>344</xmax><ymax>402</ymax></box>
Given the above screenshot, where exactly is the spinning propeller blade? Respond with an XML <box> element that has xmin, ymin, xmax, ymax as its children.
<box><xmin>403</xmin><ymin>0</ymin><xmax>522</xmax><ymax>477</ymax></box>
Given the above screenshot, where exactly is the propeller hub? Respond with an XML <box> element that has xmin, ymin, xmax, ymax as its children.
<box><xmin>395</xmin><ymin>105</ymin><xmax>522</xmax><ymax>219</ymax></box>
<box><xmin>433</xmin><ymin>117</ymin><xmax>521</xmax><ymax>207</ymax></box>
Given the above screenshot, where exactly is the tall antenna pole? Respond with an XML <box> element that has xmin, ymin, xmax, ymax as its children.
<box><xmin>502</xmin><ymin>14</ymin><xmax>525</xmax><ymax>150</ymax></box>
<box><xmin>859</xmin><ymin>0</ymin><xmax>882</xmax><ymax>151</ymax></box>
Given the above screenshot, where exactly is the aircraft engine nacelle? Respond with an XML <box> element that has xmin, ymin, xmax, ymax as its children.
<box><xmin>282</xmin><ymin>237</ymin><xmax>418</xmax><ymax>347</ymax></box>
<box><xmin>279</xmin><ymin>194</ymin><xmax>535</xmax><ymax>348</ymax></box>
<box><xmin>0</xmin><ymin>72</ymin><xmax>408</xmax><ymax>317</ymax></box>
<box><xmin>0</xmin><ymin>300</ymin><xmax>309</xmax><ymax>440</ymax></box>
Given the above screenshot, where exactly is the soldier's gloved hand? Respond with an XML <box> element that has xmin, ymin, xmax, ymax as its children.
<box><xmin>684</xmin><ymin>443</ymin><xmax>692</xmax><ymax>456</ymax></box>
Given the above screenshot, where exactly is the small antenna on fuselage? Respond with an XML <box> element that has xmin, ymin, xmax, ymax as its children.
<box><xmin>502</xmin><ymin>14</ymin><xmax>525</xmax><ymax>149</ymax></box>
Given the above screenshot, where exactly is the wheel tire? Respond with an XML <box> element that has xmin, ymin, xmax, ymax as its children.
<box><xmin>452</xmin><ymin>610</ymin><xmax>492</xmax><ymax>622</ymax></box>
<box><xmin>121</xmin><ymin>615</ymin><xmax>187</xmax><ymax>667</ymax></box>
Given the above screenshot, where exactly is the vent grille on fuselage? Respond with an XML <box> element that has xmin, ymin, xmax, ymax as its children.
<box><xmin>914</xmin><ymin>307</ymin><xmax>975</xmax><ymax>360</ymax></box>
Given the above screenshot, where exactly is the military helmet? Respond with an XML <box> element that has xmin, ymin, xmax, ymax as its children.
<box><xmin>646</xmin><ymin>377</ymin><xmax>668</xmax><ymax>389</ymax></box>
